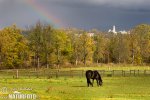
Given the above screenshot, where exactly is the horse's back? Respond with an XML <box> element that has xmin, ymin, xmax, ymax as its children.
<box><xmin>85</xmin><ymin>70</ymin><xmax>93</xmax><ymax>78</ymax></box>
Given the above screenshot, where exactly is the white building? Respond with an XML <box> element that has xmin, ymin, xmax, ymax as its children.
<box><xmin>87</xmin><ymin>33</ymin><xmax>95</xmax><ymax>37</ymax></box>
<box><xmin>119</xmin><ymin>30</ymin><xmax>128</xmax><ymax>34</ymax></box>
<box><xmin>108</xmin><ymin>25</ymin><xmax>128</xmax><ymax>34</ymax></box>
<box><xmin>108</xmin><ymin>25</ymin><xmax>117</xmax><ymax>34</ymax></box>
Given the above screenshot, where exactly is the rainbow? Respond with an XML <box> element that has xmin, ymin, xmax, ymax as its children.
<box><xmin>24</xmin><ymin>0</ymin><xmax>62</xmax><ymax>28</ymax></box>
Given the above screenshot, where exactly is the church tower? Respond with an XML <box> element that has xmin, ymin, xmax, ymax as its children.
<box><xmin>112</xmin><ymin>25</ymin><xmax>117</xmax><ymax>34</ymax></box>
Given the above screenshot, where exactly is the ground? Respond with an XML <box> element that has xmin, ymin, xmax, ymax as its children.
<box><xmin>0</xmin><ymin>76</ymin><xmax>150</xmax><ymax>100</ymax></box>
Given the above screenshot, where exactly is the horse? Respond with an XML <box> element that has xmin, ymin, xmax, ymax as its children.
<box><xmin>85</xmin><ymin>70</ymin><xmax>103</xmax><ymax>87</ymax></box>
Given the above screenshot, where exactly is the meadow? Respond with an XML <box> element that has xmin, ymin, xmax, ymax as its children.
<box><xmin>0</xmin><ymin>76</ymin><xmax>150</xmax><ymax>100</ymax></box>
<box><xmin>0</xmin><ymin>66</ymin><xmax>150</xmax><ymax>100</ymax></box>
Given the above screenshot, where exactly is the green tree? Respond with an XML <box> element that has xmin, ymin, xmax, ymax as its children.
<box><xmin>66</xmin><ymin>28</ymin><xmax>83</xmax><ymax>65</ymax></box>
<box><xmin>0</xmin><ymin>25</ymin><xmax>28</xmax><ymax>69</ymax></box>
<box><xmin>93</xmin><ymin>33</ymin><xmax>106</xmax><ymax>63</ymax></box>
<box><xmin>28</xmin><ymin>22</ymin><xmax>44</xmax><ymax>68</ymax></box>
<box><xmin>51</xmin><ymin>29</ymin><xmax>68</xmax><ymax>68</ymax></box>
<box><xmin>79</xmin><ymin>32</ymin><xmax>94</xmax><ymax>65</ymax></box>
<box><xmin>40</xmin><ymin>25</ymin><xmax>53</xmax><ymax>68</ymax></box>
<box><xmin>131</xmin><ymin>24</ymin><xmax>150</xmax><ymax>64</ymax></box>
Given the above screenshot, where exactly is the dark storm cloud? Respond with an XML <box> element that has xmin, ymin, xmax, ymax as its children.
<box><xmin>0</xmin><ymin>0</ymin><xmax>150</xmax><ymax>30</ymax></box>
<box><xmin>50</xmin><ymin>0</ymin><xmax>150</xmax><ymax>10</ymax></box>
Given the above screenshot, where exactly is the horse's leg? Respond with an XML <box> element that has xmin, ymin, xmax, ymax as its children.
<box><xmin>96</xmin><ymin>79</ymin><xmax>99</xmax><ymax>87</ymax></box>
<box><xmin>92</xmin><ymin>79</ymin><xmax>94</xmax><ymax>85</ymax></box>
<box><xmin>89</xmin><ymin>79</ymin><xmax>93</xmax><ymax>87</ymax></box>
<box><xmin>91</xmin><ymin>80</ymin><xmax>93</xmax><ymax>87</ymax></box>
<box><xmin>87</xmin><ymin>78</ymin><xmax>90</xmax><ymax>87</ymax></box>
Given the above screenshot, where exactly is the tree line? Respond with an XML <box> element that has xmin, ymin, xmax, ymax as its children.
<box><xmin>0</xmin><ymin>23</ymin><xmax>150</xmax><ymax>69</ymax></box>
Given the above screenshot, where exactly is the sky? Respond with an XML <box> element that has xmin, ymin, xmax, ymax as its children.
<box><xmin>0</xmin><ymin>0</ymin><xmax>150</xmax><ymax>31</ymax></box>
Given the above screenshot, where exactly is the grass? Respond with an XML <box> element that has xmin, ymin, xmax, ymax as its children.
<box><xmin>0</xmin><ymin>65</ymin><xmax>150</xmax><ymax>99</ymax></box>
<box><xmin>60</xmin><ymin>65</ymin><xmax>150</xmax><ymax>71</ymax></box>
<box><xmin>0</xmin><ymin>76</ymin><xmax>150</xmax><ymax>100</ymax></box>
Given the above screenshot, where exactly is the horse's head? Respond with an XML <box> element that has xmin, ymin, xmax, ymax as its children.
<box><xmin>99</xmin><ymin>78</ymin><xmax>103</xmax><ymax>86</ymax></box>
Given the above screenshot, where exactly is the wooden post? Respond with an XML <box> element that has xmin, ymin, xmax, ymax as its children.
<box><xmin>124</xmin><ymin>71</ymin><xmax>125</xmax><ymax>77</ymax></box>
<box><xmin>47</xmin><ymin>71</ymin><xmax>50</xmax><ymax>79</ymax></box>
<box><xmin>36</xmin><ymin>70</ymin><xmax>39</xmax><ymax>78</ymax></box>
<box><xmin>43</xmin><ymin>70</ymin><xmax>45</xmax><ymax>78</ymax></box>
<box><xmin>144</xmin><ymin>70</ymin><xmax>146</xmax><ymax>76</ymax></box>
<box><xmin>130</xmin><ymin>70</ymin><xmax>131</xmax><ymax>76</ymax></box>
<box><xmin>134</xmin><ymin>70</ymin><xmax>135</xmax><ymax>76</ymax></box>
<box><xmin>56</xmin><ymin>70</ymin><xmax>59</xmax><ymax>78</ymax></box>
<box><xmin>28</xmin><ymin>71</ymin><xmax>30</xmax><ymax>78</ymax></box>
<box><xmin>112</xmin><ymin>70</ymin><xmax>114</xmax><ymax>76</ymax></box>
<box><xmin>70</xmin><ymin>70</ymin><xmax>73</xmax><ymax>78</ymax></box>
<box><xmin>16</xmin><ymin>69</ymin><xmax>19</xmax><ymax>79</ymax></box>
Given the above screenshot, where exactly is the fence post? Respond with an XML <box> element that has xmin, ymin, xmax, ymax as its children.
<box><xmin>112</xmin><ymin>70</ymin><xmax>114</xmax><ymax>76</ymax></box>
<box><xmin>56</xmin><ymin>70</ymin><xmax>59</xmax><ymax>78</ymax></box>
<box><xmin>47</xmin><ymin>71</ymin><xmax>50</xmax><ymax>79</ymax></box>
<box><xmin>144</xmin><ymin>70</ymin><xmax>146</xmax><ymax>76</ymax></box>
<box><xmin>70</xmin><ymin>70</ymin><xmax>73</xmax><ymax>78</ymax></box>
<box><xmin>130</xmin><ymin>70</ymin><xmax>131</xmax><ymax>76</ymax></box>
<box><xmin>16</xmin><ymin>69</ymin><xmax>19</xmax><ymax>79</ymax></box>
<box><xmin>134</xmin><ymin>70</ymin><xmax>136</xmax><ymax>76</ymax></box>
<box><xmin>28</xmin><ymin>70</ymin><xmax>30</xmax><ymax>78</ymax></box>
<box><xmin>36</xmin><ymin>69</ymin><xmax>40</xmax><ymax>78</ymax></box>
<box><xmin>124</xmin><ymin>70</ymin><xmax>125</xmax><ymax>77</ymax></box>
<box><xmin>122</xmin><ymin>70</ymin><xmax>124</xmax><ymax>77</ymax></box>
<box><xmin>43</xmin><ymin>70</ymin><xmax>45</xmax><ymax>78</ymax></box>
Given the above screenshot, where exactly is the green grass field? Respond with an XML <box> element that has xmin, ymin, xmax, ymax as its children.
<box><xmin>0</xmin><ymin>76</ymin><xmax>150</xmax><ymax>100</ymax></box>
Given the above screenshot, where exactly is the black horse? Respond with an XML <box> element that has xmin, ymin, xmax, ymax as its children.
<box><xmin>85</xmin><ymin>70</ymin><xmax>103</xmax><ymax>87</ymax></box>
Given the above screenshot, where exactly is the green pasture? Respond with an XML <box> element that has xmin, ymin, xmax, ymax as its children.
<box><xmin>0</xmin><ymin>65</ymin><xmax>150</xmax><ymax>100</ymax></box>
<box><xmin>0</xmin><ymin>76</ymin><xmax>150</xmax><ymax>100</ymax></box>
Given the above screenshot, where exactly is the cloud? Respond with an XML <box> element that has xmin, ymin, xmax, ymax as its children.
<box><xmin>51</xmin><ymin>0</ymin><xmax>150</xmax><ymax>11</ymax></box>
<box><xmin>0</xmin><ymin>0</ymin><xmax>150</xmax><ymax>30</ymax></box>
<box><xmin>88</xmin><ymin>0</ymin><xmax>150</xmax><ymax>9</ymax></box>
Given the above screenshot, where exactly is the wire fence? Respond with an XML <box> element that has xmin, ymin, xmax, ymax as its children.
<box><xmin>0</xmin><ymin>69</ymin><xmax>150</xmax><ymax>79</ymax></box>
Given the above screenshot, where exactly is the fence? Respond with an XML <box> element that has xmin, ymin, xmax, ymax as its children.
<box><xmin>0</xmin><ymin>69</ymin><xmax>150</xmax><ymax>79</ymax></box>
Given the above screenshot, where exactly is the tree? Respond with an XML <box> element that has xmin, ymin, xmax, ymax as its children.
<box><xmin>66</xmin><ymin>28</ymin><xmax>82</xmax><ymax>65</ymax></box>
<box><xmin>40</xmin><ymin>25</ymin><xmax>53</xmax><ymax>68</ymax></box>
<box><xmin>0</xmin><ymin>25</ymin><xmax>28</xmax><ymax>69</ymax></box>
<box><xmin>108</xmin><ymin>34</ymin><xmax>130</xmax><ymax>63</ymax></box>
<box><xmin>51</xmin><ymin>29</ymin><xmax>68</xmax><ymax>68</ymax></box>
<box><xmin>93</xmin><ymin>33</ymin><xmax>106</xmax><ymax>63</ymax></box>
<box><xmin>28</xmin><ymin>22</ymin><xmax>45</xmax><ymax>68</ymax></box>
<box><xmin>131</xmin><ymin>24</ymin><xmax>150</xmax><ymax>64</ymax></box>
<box><xmin>79</xmin><ymin>32</ymin><xmax>94</xmax><ymax>65</ymax></box>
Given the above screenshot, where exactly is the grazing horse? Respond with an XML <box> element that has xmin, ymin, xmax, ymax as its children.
<box><xmin>85</xmin><ymin>70</ymin><xmax>103</xmax><ymax>87</ymax></box>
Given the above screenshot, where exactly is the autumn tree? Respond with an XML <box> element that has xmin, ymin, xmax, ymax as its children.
<box><xmin>93</xmin><ymin>33</ymin><xmax>106</xmax><ymax>63</ymax></box>
<box><xmin>51</xmin><ymin>29</ymin><xmax>68</xmax><ymax>68</ymax></box>
<box><xmin>0</xmin><ymin>25</ymin><xmax>28</xmax><ymax>69</ymax></box>
<box><xmin>131</xmin><ymin>24</ymin><xmax>150</xmax><ymax>64</ymax></box>
<box><xmin>79</xmin><ymin>32</ymin><xmax>95</xmax><ymax>65</ymax></box>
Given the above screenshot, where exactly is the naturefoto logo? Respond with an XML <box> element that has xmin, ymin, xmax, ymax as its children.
<box><xmin>0</xmin><ymin>87</ymin><xmax>37</xmax><ymax>99</ymax></box>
